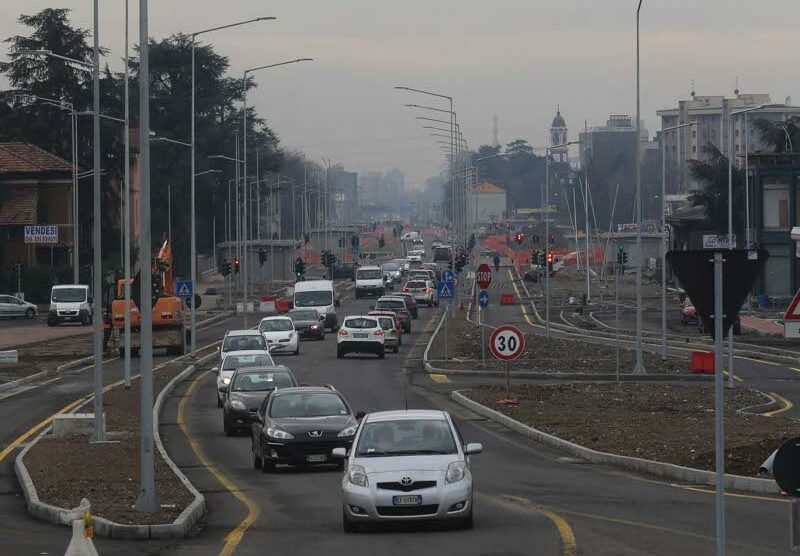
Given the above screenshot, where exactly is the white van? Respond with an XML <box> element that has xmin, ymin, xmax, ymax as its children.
<box><xmin>293</xmin><ymin>280</ymin><xmax>339</xmax><ymax>331</ymax></box>
<box><xmin>355</xmin><ymin>265</ymin><xmax>385</xmax><ymax>299</ymax></box>
<box><xmin>48</xmin><ymin>284</ymin><xmax>93</xmax><ymax>326</ymax></box>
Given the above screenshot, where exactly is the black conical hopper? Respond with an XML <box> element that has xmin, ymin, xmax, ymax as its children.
<box><xmin>666</xmin><ymin>250</ymin><xmax>768</xmax><ymax>339</ymax></box>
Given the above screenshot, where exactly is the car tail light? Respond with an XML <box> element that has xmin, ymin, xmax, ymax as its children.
<box><xmin>374</xmin><ymin>329</ymin><xmax>384</xmax><ymax>336</ymax></box>
<box><xmin>423</xmin><ymin>288</ymin><xmax>430</xmax><ymax>293</ymax></box>
<box><xmin>389</xmin><ymin>329</ymin><xmax>397</xmax><ymax>336</ymax></box>
<box><xmin>338</xmin><ymin>329</ymin><xmax>348</xmax><ymax>336</ymax></box>
<box><xmin>402</xmin><ymin>287</ymin><xmax>409</xmax><ymax>292</ymax></box>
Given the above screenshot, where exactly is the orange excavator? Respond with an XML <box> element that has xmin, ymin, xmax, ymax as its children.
<box><xmin>110</xmin><ymin>239</ymin><xmax>187</xmax><ymax>356</ymax></box>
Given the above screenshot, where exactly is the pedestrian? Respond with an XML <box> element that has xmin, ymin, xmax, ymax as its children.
<box><xmin>493</xmin><ymin>254</ymin><xmax>500</xmax><ymax>272</ymax></box>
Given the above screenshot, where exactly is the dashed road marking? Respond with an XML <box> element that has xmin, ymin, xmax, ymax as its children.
<box><xmin>429</xmin><ymin>373</ymin><xmax>451</xmax><ymax>383</ymax></box>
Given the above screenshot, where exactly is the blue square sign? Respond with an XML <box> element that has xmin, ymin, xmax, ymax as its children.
<box><xmin>437</xmin><ymin>280</ymin><xmax>455</xmax><ymax>300</ymax></box>
<box><xmin>176</xmin><ymin>280</ymin><xmax>193</xmax><ymax>299</ymax></box>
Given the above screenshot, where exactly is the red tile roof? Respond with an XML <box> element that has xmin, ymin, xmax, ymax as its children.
<box><xmin>0</xmin><ymin>142</ymin><xmax>72</xmax><ymax>174</ymax></box>
<box><xmin>0</xmin><ymin>186</ymin><xmax>38</xmax><ymax>225</ymax></box>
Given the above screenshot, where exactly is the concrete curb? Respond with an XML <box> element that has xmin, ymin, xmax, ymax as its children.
<box><xmin>451</xmin><ymin>389</ymin><xmax>779</xmax><ymax>495</ymax></box>
<box><xmin>0</xmin><ymin>355</ymin><xmax>95</xmax><ymax>394</ymax></box>
<box><xmin>13</xmin><ymin>351</ymin><xmax>218</xmax><ymax>538</ymax></box>
<box><xmin>423</xmin><ymin>363</ymin><xmax>713</xmax><ymax>381</ymax></box>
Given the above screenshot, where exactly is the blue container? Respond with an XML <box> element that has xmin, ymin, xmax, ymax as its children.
<box><xmin>758</xmin><ymin>294</ymin><xmax>769</xmax><ymax>309</ymax></box>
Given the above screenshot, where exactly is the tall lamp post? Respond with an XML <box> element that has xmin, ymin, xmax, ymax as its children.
<box><xmin>661</xmin><ymin>121</ymin><xmax>695</xmax><ymax>361</ymax></box>
<box><xmin>633</xmin><ymin>0</ymin><xmax>646</xmax><ymax>375</ymax></box>
<box><xmin>546</xmin><ymin>141</ymin><xmax>579</xmax><ymax>337</ymax></box>
<box><xmin>242</xmin><ymin>58</ymin><xmax>313</xmax><ymax>326</ymax></box>
<box><xmin>189</xmin><ymin>16</ymin><xmax>275</xmax><ymax>357</ymax></box>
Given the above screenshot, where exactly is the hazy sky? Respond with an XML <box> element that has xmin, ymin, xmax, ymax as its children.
<box><xmin>2</xmin><ymin>1</ymin><xmax>798</xmax><ymax>188</ymax></box>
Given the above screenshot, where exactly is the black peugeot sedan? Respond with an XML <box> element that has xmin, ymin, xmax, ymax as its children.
<box><xmin>250</xmin><ymin>386</ymin><xmax>362</xmax><ymax>472</ymax></box>
<box><xmin>222</xmin><ymin>366</ymin><xmax>298</xmax><ymax>436</ymax></box>
<box><xmin>287</xmin><ymin>308</ymin><xmax>326</xmax><ymax>340</ymax></box>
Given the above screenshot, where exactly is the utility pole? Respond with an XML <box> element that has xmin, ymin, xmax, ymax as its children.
<box><xmin>123</xmin><ymin>0</ymin><xmax>131</xmax><ymax>389</ymax></box>
<box><xmin>134</xmin><ymin>0</ymin><xmax>158</xmax><ymax>513</ymax></box>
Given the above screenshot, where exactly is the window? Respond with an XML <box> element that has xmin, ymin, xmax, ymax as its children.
<box><xmin>692</xmin><ymin>130</ymin><xmax>696</xmax><ymax>139</ymax></box>
<box><xmin>692</xmin><ymin>146</ymin><xmax>697</xmax><ymax>153</ymax></box>
<box><xmin>270</xmin><ymin>393</ymin><xmax>349</xmax><ymax>418</ymax></box>
<box><xmin>762</xmin><ymin>177</ymin><xmax>790</xmax><ymax>231</ymax></box>
<box><xmin>355</xmin><ymin>419</ymin><xmax>457</xmax><ymax>457</ymax></box>
<box><xmin>735</xmin><ymin>129</ymin><xmax>740</xmax><ymax>137</ymax></box>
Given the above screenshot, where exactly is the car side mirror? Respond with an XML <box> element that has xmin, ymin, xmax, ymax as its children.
<box><xmin>319</xmin><ymin>314</ymin><xmax>326</xmax><ymax>321</ymax></box>
<box><xmin>331</xmin><ymin>447</ymin><xmax>348</xmax><ymax>460</ymax></box>
<box><xmin>355</xmin><ymin>411</ymin><xmax>366</xmax><ymax>420</ymax></box>
<box><xmin>464</xmin><ymin>442</ymin><xmax>483</xmax><ymax>455</ymax></box>
<box><xmin>335</xmin><ymin>299</ymin><xmax>341</xmax><ymax>307</ymax></box>
<box><xmin>212</xmin><ymin>367</ymin><xmax>219</xmax><ymax>375</ymax></box>
<box><xmin>218</xmin><ymin>384</ymin><xmax>228</xmax><ymax>393</ymax></box>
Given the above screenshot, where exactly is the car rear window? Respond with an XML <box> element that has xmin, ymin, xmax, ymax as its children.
<box><xmin>344</xmin><ymin>318</ymin><xmax>379</xmax><ymax>329</ymax></box>
<box><xmin>223</xmin><ymin>335</ymin><xmax>266</xmax><ymax>352</ymax></box>
<box><xmin>232</xmin><ymin>370</ymin><xmax>295</xmax><ymax>391</ymax></box>
<box><xmin>377</xmin><ymin>300</ymin><xmax>405</xmax><ymax>310</ymax></box>
<box><xmin>406</xmin><ymin>281</ymin><xmax>426</xmax><ymax>288</ymax></box>
<box><xmin>259</xmin><ymin>319</ymin><xmax>294</xmax><ymax>332</ymax></box>
<box><xmin>223</xmin><ymin>353</ymin><xmax>274</xmax><ymax>370</ymax></box>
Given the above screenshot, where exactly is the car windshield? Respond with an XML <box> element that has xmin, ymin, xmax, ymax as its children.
<box><xmin>51</xmin><ymin>288</ymin><xmax>86</xmax><ymax>302</ymax></box>
<box><xmin>377</xmin><ymin>300</ymin><xmax>405</xmax><ymax>310</ymax></box>
<box><xmin>355</xmin><ymin>419</ymin><xmax>457</xmax><ymax>456</ymax></box>
<box><xmin>269</xmin><ymin>393</ymin><xmax>349</xmax><ymax>418</ymax></box>
<box><xmin>260</xmin><ymin>319</ymin><xmax>293</xmax><ymax>332</ymax></box>
<box><xmin>223</xmin><ymin>353</ymin><xmax>273</xmax><ymax>370</ymax></box>
<box><xmin>377</xmin><ymin>317</ymin><xmax>394</xmax><ymax>330</ymax></box>
<box><xmin>223</xmin><ymin>335</ymin><xmax>266</xmax><ymax>352</ymax></box>
<box><xmin>382</xmin><ymin>264</ymin><xmax>399</xmax><ymax>272</ymax></box>
<box><xmin>295</xmin><ymin>291</ymin><xmax>333</xmax><ymax>307</ymax></box>
<box><xmin>344</xmin><ymin>318</ymin><xmax>378</xmax><ymax>329</ymax></box>
<box><xmin>357</xmin><ymin>269</ymin><xmax>382</xmax><ymax>280</ymax></box>
<box><xmin>232</xmin><ymin>370</ymin><xmax>295</xmax><ymax>392</ymax></box>
<box><xmin>289</xmin><ymin>310</ymin><xmax>319</xmax><ymax>321</ymax></box>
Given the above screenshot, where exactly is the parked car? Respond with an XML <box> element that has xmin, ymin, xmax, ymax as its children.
<box><xmin>337</xmin><ymin>315</ymin><xmax>386</xmax><ymax>359</ymax></box>
<box><xmin>221</xmin><ymin>366</ymin><xmax>298</xmax><ymax>435</ymax></box>
<box><xmin>287</xmin><ymin>308</ymin><xmax>326</xmax><ymax>340</ymax></box>
<box><xmin>334</xmin><ymin>409</ymin><xmax>482</xmax><ymax>532</ymax></box>
<box><xmin>0</xmin><ymin>294</ymin><xmax>38</xmax><ymax>319</ymax></box>
<box><xmin>259</xmin><ymin>316</ymin><xmax>300</xmax><ymax>355</ymax></box>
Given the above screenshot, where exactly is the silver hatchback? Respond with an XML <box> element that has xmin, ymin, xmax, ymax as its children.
<box><xmin>334</xmin><ymin>410</ymin><xmax>482</xmax><ymax>532</ymax></box>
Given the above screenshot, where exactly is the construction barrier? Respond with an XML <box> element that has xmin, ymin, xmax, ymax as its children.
<box><xmin>690</xmin><ymin>351</ymin><xmax>715</xmax><ymax>374</ymax></box>
<box><xmin>500</xmin><ymin>293</ymin><xmax>516</xmax><ymax>305</ymax></box>
<box><xmin>275</xmin><ymin>298</ymin><xmax>291</xmax><ymax>313</ymax></box>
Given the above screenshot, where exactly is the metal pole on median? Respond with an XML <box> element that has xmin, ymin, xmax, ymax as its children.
<box><xmin>713</xmin><ymin>251</ymin><xmax>726</xmax><ymax>556</ymax></box>
<box><xmin>633</xmin><ymin>0</ymin><xmax>646</xmax><ymax>375</ymax></box>
<box><xmin>91</xmin><ymin>0</ymin><xmax>105</xmax><ymax>443</ymax></box>
<box><xmin>123</xmin><ymin>0</ymin><xmax>131</xmax><ymax>389</ymax></box>
<box><xmin>135</xmin><ymin>0</ymin><xmax>158</xmax><ymax>513</ymax></box>
<box><xmin>545</xmin><ymin>152</ymin><xmax>551</xmax><ymax>338</ymax></box>
<box><xmin>616</xmin><ymin>264</ymin><xmax>620</xmax><ymax>381</ymax></box>
<box><xmin>444</xmin><ymin>303</ymin><xmax>448</xmax><ymax>360</ymax></box>
<box><xmin>480</xmin><ymin>306</ymin><xmax>486</xmax><ymax>366</ymax></box>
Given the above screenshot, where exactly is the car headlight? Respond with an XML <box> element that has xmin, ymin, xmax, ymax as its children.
<box><xmin>348</xmin><ymin>464</ymin><xmax>368</xmax><ymax>487</ymax></box>
<box><xmin>266</xmin><ymin>426</ymin><xmax>294</xmax><ymax>440</ymax></box>
<box><xmin>445</xmin><ymin>461</ymin><xmax>467</xmax><ymax>484</ymax></box>
<box><xmin>337</xmin><ymin>425</ymin><xmax>357</xmax><ymax>437</ymax></box>
<box><xmin>288</xmin><ymin>332</ymin><xmax>295</xmax><ymax>339</ymax></box>
<box><xmin>222</xmin><ymin>377</ymin><xmax>231</xmax><ymax>385</ymax></box>
<box><xmin>230</xmin><ymin>399</ymin><xmax>247</xmax><ymax>411</ymax></box>
<box><xmin>309</xmin><ymin>324</ymin><xmax>318</xmax><ymax>330</ymax></box>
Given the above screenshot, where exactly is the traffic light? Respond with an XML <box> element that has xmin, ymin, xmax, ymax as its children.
<box><xmin>304</xmin><ymin>233</ymin><xmax>310</xmax><ymax>244</ymax></box>
<box><xmin>294</xmin><ymin>257</ymin><xmax>305</xmax><ymax>280</ymax></box>
<box><xmin>547</xmin><ymin>251</ymin><xmax>554</xmax><ymax>272</ymax></box>
<box><xmin>338</xmin><ymin>238</ymin><xmax>343</xmax><ymax>248</ymax></box>
<box><xmin>234</xmin><ymin>258</ymin><xmax>240</xmax><ymax>274</ymax></box>
<box><xmin>515</xmin><ymin>232</ymin><xmax>523</xmax><ymax>245</ymax></box>
<box><xmin>622</xmin><ymin>251</ymin><xmax>629</xmax><ymax>265</ymax></box>
<box><xmin>221</xmin><ymin>259</ymin><xmax>231</xmax><ymax>276</ymax></box>
<box><xmin>258</xmin><ymin>248</ymin><xmax>267</xmax><ymax>266</ymax></box>
<box><xmin>320</xmin><ymin>251</ymin><xmax>326</xmax><ymax>265</ymax></box>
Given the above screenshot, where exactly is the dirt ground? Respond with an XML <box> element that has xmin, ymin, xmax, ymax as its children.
<box><xmin>0</xmin><ymin>335</ymin><xmax>93</xmax><ymax>382</ymax></box>
<box><xmin>467</xmin><ymin>383</ymin><xmax>798</xmax><ymax>477</ymax></box>
<box><xmin>24</xmin><ymin>362</ymin><xmax>193</xmax><ymax>525</ymax></box>
<box><xmin>428</xmin><ymin>315</ymin><xmax>689</xmax><ymax>374</ymax></box>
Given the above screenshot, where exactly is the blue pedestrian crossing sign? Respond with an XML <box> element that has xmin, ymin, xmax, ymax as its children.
<box><xmin>478</xmin><ymin>289</ymin><xmax>489</xmax><ymax>308</ymax></box>
<box><xmin>176</xmin><ymin>280</ymin><xmax>193</xmax><ymax>299</ymax></box>
<box><xmin>437</xmin><ymin>280</ymin><xmax>455</xmax><ymax>300</ymax></box>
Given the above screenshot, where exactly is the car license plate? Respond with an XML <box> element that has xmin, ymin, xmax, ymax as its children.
<box><xmin>354</xmin><ymin>333</ymin><xmax>368</xmax><ymax>338</ymax></box>
<box><xmin>393</xmin><ymin>495</ymin><xmax>422</xmax><ymax>506</ymax></box>
<box><xmin>306</xmin><ymin>454</ymin><xmax>327</xmax><ymax>463</ymax></box>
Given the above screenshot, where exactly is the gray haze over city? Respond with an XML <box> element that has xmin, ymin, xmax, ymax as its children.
<box><xmin>1</xmin><ymin>0</ymin><xmax>797</xmax><ymax>186</ymax></box>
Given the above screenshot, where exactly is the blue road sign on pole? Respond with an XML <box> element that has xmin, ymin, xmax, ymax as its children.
<box><xmin>351</xmin><ymin>245</ymin><xmax>359</xmax><ymax>255</ymax></box>
<box><xmin>440</xmin><ymin>269</ymin><xmax>456</xmax><ymax>283</ymax></box>
<box><xmin>478</xmin><ymin>289</ymin><xmax>489</xmax><ymax>308</ymax></box>
<box><xmin>176</xmin><ymin>279</ymin><xmax>193</xmax><ymax>299</ymax></box>
<box><xmin>437</xmin><ymin>280</ymin><xmax>455</xmax><ymax>300</ymax></box>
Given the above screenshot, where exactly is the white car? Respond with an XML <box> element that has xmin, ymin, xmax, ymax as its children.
<box><xmin>403</xmin><ymin>279</ymin><xmax>439</xmax><ymax>307</ymax></box>
<box><xmin>334</xmin><ymin>410</ymin><xmax>482</xmax><ymax>532</ymax></box>
<box><xmin>220</xmin><ymin>330</ymin><xmax>268</xmax><ymax>364</ymax></box>
<box><xmin>212</xmin><ymin>350</ymin><xmax>275</xmax><ymax>407</ymax></box>
<box><xmin>0</xmin><ymin>294</ymin><xmax>38</xmax><ymax>319</ymax></box>
<box><xmin>259</xmin><ymin>316</ymin><xmax>300</xmax><ymax>355</ymax></box>
<box><xmin>337</xmin><ymin>315</ymin><xmax>386</xmax><ymax>359</ymax></box>
<box><xmin>392</xmin><ymin>258</ymin><xmax>410</xmax><ymax>274</ymax></box>
<box><xmin>355</xmin><ymin>266</ymin><xmax>386</xmax><ymax>299</ymax></box>
<box><xmin>406</xmin><ymin>253</ymin><xmax>422</xmax><ymax>263</ymax></box>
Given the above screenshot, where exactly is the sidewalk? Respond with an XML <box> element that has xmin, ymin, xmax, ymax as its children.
<box><xmin>740</xmin><ymin>315</ymin><xmax>784</xmax><ymax>337</ymax></box>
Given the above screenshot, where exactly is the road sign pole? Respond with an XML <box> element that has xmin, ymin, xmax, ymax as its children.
<box><xmin>481</xmin><ymin>306</ymin><xmax>486</xmax><ymax>366</ymax></box>
<box><xmin>713</xmin><ymin>251</ymin><xmax>726</xmax><ymax>556</ymax></box>
<box><xmin>443</xmin><ymin>303</ymin><xmax>448</xmax><ymax>361</ymax></box>
<box><xmin>616</xmin><ymin>264</ymin><xmax>620</xmax><ymax>382</ymax></box>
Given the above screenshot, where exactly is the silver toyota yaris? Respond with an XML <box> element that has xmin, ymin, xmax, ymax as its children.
<box><xmin>333</xmin><ymin>409</ymin><xmax>483</xmax><ymax>532</ymax></box>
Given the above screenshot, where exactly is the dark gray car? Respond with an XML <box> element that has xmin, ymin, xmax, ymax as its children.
<box><xmin>222</xmin><ymin>366</ymin><xmax>298</xmax><ymax>435</ymax></box>
<box><xmin>288</xmin><ymin>308</ymin><xmax>326</xmax><ymax>340</ymax></box>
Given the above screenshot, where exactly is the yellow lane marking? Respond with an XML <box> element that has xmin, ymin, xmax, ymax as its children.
<box><xmin>0</xmin><ymin>396</ymin><xmax>88</xmax><ymax>462</ymax></box>
<box><xmin>791</xmin><ymin>367</ymin><xmax>800</xmax><ymax>374</ymax></box>
<box><xmin>503</xmin><ymin>495</ymin><xmax>576</xmax><ymax>556</ymax></box>
<box><xmin>764</xmin><ymin>391</ymin><xmax>794</xmax><ymax>417</ymax></box>
<box><xmin>177</xmin><ymin>370</ymin><xmax>260</xmax><ymax>556</ymax></box>
<box><xmin>670</xmin><ymin>484</ymin><xmax>788</xmax><ymax>503</ymax></box>
<box><xmin>429</xmin><ymin>373</ymin><xmax>451</xmax><ymax>383</ymax></box>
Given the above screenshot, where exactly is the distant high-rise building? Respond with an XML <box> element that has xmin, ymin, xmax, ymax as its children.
<box><xmin>657</xmin><ymin>92</ymin><xmax>800</xmax><ymax>192</ymax></box>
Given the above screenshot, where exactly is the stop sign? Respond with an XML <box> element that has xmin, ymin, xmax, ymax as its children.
<box><xmin>476</xmin><ymin>263</ymin><xmax>492</xmax><ymax>290</ymax></box>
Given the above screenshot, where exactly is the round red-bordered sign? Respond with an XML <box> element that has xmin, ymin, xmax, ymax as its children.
<box><xmin>489</xmin><ymin>325</ymin><xmax>525</xmax><ymax>361</ymax></box>
<box><xmin>476</xmin><ymin>263</ymin><xmax>492</xmax><ymax>290</ymax></box>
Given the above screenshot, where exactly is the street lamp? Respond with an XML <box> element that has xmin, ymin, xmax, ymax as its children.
<box><xmin>730</xmin><ymin>104</ymin><xmax>766</xmax><ymax>249</ymax></box>
<box><xmin>545</xmin><ymin>141</ymin><xmax>580</xmax><ymax>338</ymax></box>
<box><xmin>189</xmin><ymin>16</ymin><xmax>275</xmax><ymax>355</ymax></box>
<box><xmin>661</xmin><ymin>121</ymin><xmax>696</xmax><ymax>361</ymax></box>
<box><xmin>633</xmin><ymin>0</ymin><xmax>646</xmax><ymax>375</ymax></box>
<box><xmin>242</xmin><ymin>58</ymin><xmax>313</xmax><ymax>326</ymax></box>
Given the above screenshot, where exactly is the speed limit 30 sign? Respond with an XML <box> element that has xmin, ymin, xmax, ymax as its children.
<box><xmin>489</xmin><ymin>325</ymin><xmax>525</xmax><ymax>361</ymax></box>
